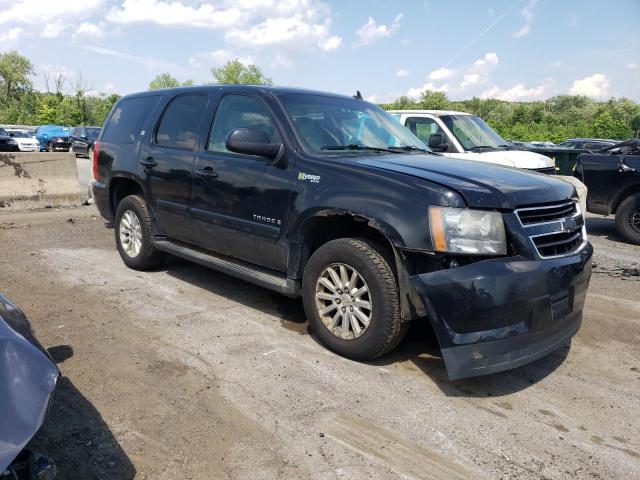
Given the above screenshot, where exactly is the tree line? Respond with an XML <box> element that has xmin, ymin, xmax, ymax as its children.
<box><xmin>1</xmin><ymin>50</ymin><xmax>638</xmax><ymax>143</ymax></box>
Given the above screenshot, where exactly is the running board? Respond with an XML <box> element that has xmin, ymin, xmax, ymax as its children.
<box><xmin>154</xmin><ymin>239</ymin><xmax>300</xmax><ymax>297</ymax></box>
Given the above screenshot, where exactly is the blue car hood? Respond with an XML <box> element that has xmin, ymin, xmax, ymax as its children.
<box><xmin>0</xmin><ymin>294</ymin><xmax>58</xmax><ymax>473</ymax></box>
<box><xmin>356</xmin><ymin>154</ymin><xmax>576</xmax><ymax>209</ymax></box>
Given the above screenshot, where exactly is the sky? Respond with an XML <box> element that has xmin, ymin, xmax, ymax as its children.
<box><xmin>0</xmin><ymin>0</ymin><xmax>639</xmax><ymax>102</ymax></box>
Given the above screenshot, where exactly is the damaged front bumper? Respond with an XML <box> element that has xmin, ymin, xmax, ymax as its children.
<box><xmin>410</xmin><ymin>243</ymin><xmax>593</xmax><ymax>380</ymax></box>
<box><xmin>0</xmin><ymin>294</ymin><xmax>59</xmax><ymax>479</ymax></box>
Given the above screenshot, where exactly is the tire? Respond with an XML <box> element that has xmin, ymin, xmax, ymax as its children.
<box><xmin>69</xmin><ymin>145</ymin><xmax>75</xmax><ymax>156</ymax></box>
<box><xmin>46</xmin><ymin>142</ymin><xmax>53</xmax><ymax>152</ymax></box>
<box><xmin>302</xmin><ymin>238</ymin><xmax>408</xmax><ymax>361</ymax></box>
<box><xmin>615</xmin><ymin>192</ymin><xmax>640</xmax><ymax>245</ymax></box>
<box><xmin>88</xmin><ymin>146</ymin><xmax>93</xmax><ymax>160</ymax></box>
<box><xmin>114</xmin><ymin>195</ymin><xmax>165</xmax><ymax>270</ymax></box>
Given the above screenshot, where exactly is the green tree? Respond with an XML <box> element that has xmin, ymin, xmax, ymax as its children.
<box><xmin>418</xmin><ymin>90</ymin><xmax>450</xmax><ymax>110</ymax></box>
<box><xmin>211</xmin><ymin>59</ymin><xmax>272</xmax><ymax>85</ymax></box>
<box><xmin>592</xmin><ymin>111</ymin><xmax>630</xmax><ymax>139</ymax></box>
<box><xmin>0</xmin><ymin>50</ymin><xmax>34</xmax><ymax>104</ymax></box>
<box><xmin>149</xmin><ymin>73</ymin><xmax>194</xmax><ymax>90</ymax></box>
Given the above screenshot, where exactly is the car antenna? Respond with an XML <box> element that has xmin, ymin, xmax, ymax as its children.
<box><xmin>353</xmin><ymin>90</ymin><xmax>363</xmax><ymax>100</ymax></box>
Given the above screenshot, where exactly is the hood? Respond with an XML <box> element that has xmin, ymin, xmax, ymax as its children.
<box><xmin>356</xmin><ymin>154</ymin><xmax>576</xmax><ymax>210</ymax></box>
<box><xmin>0</xmin><ymin>294</ymin><xmax>59</xmax><ymax>473</ymax></box>
<box><xmin>451</xmin><ymin>150</ymin><xmax>554</xmax><ymax>169</ymax></box>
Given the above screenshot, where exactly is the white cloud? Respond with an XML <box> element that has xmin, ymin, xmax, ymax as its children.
<box><xmin>0</xmin><ymin>27</ymin><xmax>22</xmax><ymax>42</ymax></box>
<box><xmin>319</xmin><ymin>35</ymin><xmax>341</xmax><ymax>51</ymax></box>
<box><xmin>460</xmin><ymin>73</ymin><xmax>480</xmax><ymax>89</ymax></box>
<box><xmin>406</xmin><ymin>82</ymin><xmax>448</xmax><ymax>100</ymax></box>
<box><xmin>395</xmin><ymin>69</ymin><xmax>410</xmax><ymax>77</ymax></box>
<box><xmin>625</xmin><ymin>62</ymin><xmax>639</xmax><ymax>70</ymax></box>
<box><xmin>107</xmin><ymin>0</ymin><xmax>243</xmax><ymax>28</ymax></box>
<box><xmin>480</xmin><ymin>78</ymin><xmax>555</xmax><ymax>101</ymax></box>
<box><xmin>42</xmin><ymin>22</ymin><xmax>68</xmax><ymax>38</ymax></box>
<box><xmin>513</xmin><ymin>0</ymin><xmax>538</xmax><ymax>38</ymax></box>
<box><xmin>354</xmin><ymin>13</ymin><xmax>402</xmax><ymax>46</ymax></box>
<box><xmin>429</xmin><ymin>67</ymin><xmax>455</xmax><ymax>81</ymax></box>
<box><xmin>74</xmin><ymin>22</ymin><xmax>104</xmax><ymax>38</ymax></box>
<box><xmin>472</xmin><ymin>52</ymin><xmax>499</xmax><ymax>70</ymax></box>
<box><xmin>189</xmin><ymin>50</ymin><xmax>255</xmax><ymax>69</ymax></box>
<box><xmin>569</xmin><ymin>73</ymin><xmax>610</xmax><ymax>99</ymax></box>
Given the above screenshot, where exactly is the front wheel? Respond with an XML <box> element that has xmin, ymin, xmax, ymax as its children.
<box><xmin>302</xmin><ymin>238</ymin><xmax>408</xmax><ymax>361</ymax></box>
<box><xmin>114</xmin><ymin>195</ymin><xmax>165</xmax><ymax>270</ymax></box>
<box><xmin>46</xmin><ymin>143</ymin><xmax>54</xmax><ymax>152</ymax></box>
<box><xmin>615</xmin><ymin>192</ymin><xmax>640</xmax><ymax>245</ymax></box>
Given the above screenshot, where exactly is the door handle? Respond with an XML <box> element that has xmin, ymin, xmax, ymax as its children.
<box><xmin>195</xmin><ymin>166</ymin><xmax>218</xmax><ymax>179</ymax></box>
<box><xmin>140</xmin><ymin>157</ymin><xmax>158</xmax><ymax>168</ymax></box>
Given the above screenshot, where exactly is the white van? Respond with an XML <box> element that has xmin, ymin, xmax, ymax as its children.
<box><xmin>388</xmin><ymin>110</ymin><xmax>556</xmax><ymax>173</ymax></box>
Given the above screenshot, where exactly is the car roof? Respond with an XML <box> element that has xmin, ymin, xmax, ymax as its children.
<box><xmin>118</xmin><ymin>85</ymin><xmax>359</xmax><ymax>102</ymax></box>
<box><xmin>386</xmin><ymin>109</ymin><xmax>473</xmax><ymax>116</ymax></box>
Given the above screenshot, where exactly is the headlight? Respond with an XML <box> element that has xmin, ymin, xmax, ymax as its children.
<box><xmin>429</xmin><ymin>206</ymin><xmax>506</xmax><ymax>255</ymax></box>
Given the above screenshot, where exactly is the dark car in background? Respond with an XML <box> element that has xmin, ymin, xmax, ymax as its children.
<box><xmin>575</xmin><ymin>139</ymin><xmax>640</xmax><ymax>244</ymax></box>
<box><xmin>69</xmin><ymin>126</ymin><xmax>101</xmax><ymax>158</ymax></box>
<box><xmin>0</xmin><ymin>126</ymin><xmax>20</xmax><ymax>152</ymax></box>
<box><xmin>557</xmin><ymin>138</ymin><xmax>617</xmax><ymax>151</ymax></box>
<box><xmin>35</xmin><ymin>125</ymin><xmax>71</xmax><ymax>152</ymax></box>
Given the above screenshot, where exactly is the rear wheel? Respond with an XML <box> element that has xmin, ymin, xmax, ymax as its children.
<box><xmin>302</xmin><ymin>238</ymin><xmax>408</xmax><ymax>360</ymax></box>
<box><xmin>615</xmin><ymin>192</ymin><xmax>640</xmax><ymax>245</ymax></box>
<box><xmin>46</xmin><ymin>142</ymin><xmax>54</xmax><ymax>152</ymax></box>
<box><xmin>114</xmin><ymin>195</ymin><xmax>165</xmax><ymax>270</ymax></box>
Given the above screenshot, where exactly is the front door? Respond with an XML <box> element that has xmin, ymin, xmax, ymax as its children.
<box><xmin>139</xmin><ymin>93</ymin><xmax>209</xmax><ymax>241</ymax></box>
<box><xmin>190</xmin><ymin>93</ymin><xmax>293</xmax><ymax>272</ymax></box>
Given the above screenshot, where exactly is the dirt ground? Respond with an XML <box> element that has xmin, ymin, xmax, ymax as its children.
<box><xmin>0</xmin><ymin>206</ymin><xmax>638</xmax><ymax>480</ymax></box>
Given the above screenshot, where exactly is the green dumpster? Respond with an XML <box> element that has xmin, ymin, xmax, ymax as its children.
<box><xmin>528</xmin><ymin>147</ymin><xmax>586</xmax><ymax>175</ymax></box>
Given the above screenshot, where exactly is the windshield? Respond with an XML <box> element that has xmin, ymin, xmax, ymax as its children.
<box><xmin>440</xmin><ymin>115</ymin><xmax>507</xmax><ymax>150</ymax></box>
<box><xmin>86</xmin><ymin>127</ymin><xmax>101</xmax><ymax>139</ymax></box>
<box><xmin>0</xmin><ymin>127</ymin><xmax>6</xmax><ymax>136</ymax></box>
<box><xmin>278</xmin><ymin>93</ymin><xmax>429</xmax><ymax>155</ymax></box>
<box><xmin>7</xmin><ymin>130</ymin><xmax>27</xmax><ymax>138</ymax></box>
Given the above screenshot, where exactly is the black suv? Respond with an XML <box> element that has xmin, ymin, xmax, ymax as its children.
<box><xmin>92</xmin><ymin>86</ymin><xmax>593</xmax><ymax>380</ymax></box>
<box><xmin>0</xmin><ymin>126</ymin><xmax>19</xmax><ymax>152</ymax></box>
<box><xmin>70</xmin><ymin>126</ymin><xmax>101</xmax><ymax>158</ymax></box>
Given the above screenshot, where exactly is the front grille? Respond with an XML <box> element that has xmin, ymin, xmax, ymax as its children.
<box><xmin>516</xmin><ymin>201</ymin><xmax>577</xmax><ymax>225</ymax></box>
<box><xmin>515</xmin><ymin>201</ymin><xmax>586</xmax><ymax>258</ymax></box>
<box><xmin>532</xmin><ymin>230</ymin><xmax>583</xmax><ymax>257</ymax></box>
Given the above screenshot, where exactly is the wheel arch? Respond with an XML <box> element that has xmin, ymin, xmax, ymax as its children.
<box><xmin>611</xmin><ymin>183</ymin><xmax>640</xmax><ymax>213</ymax></box>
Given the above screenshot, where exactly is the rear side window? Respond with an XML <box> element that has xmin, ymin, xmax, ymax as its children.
<box><xmin>102</xmin><ymin>95</ymin><xmax>160</xmax><ymax>144</ymax></box>
<box><xmin>208</xmin><ymin>95</ymin><xmax>280</xmax><ymax>153</ymax></box>
<box><xmin>406</xmin><ymin>117</ymin><xmax>444</xmax><ymax>143</ymax></box>
<box><xmin>155</xmin><ymin>94</ymin><xmax>207</xmax><ymax>149</ymax></box>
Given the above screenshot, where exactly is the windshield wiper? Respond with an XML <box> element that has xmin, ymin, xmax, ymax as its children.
<box><xmin>387</xmin><ymin>145</ymin><xmax>429</xmax><ymax>152</ymax></box>
<box><xmin>468</xmin><ymin>145</ymin><xmax>500</xmax><ymax>151</ymax></box>
<box><xmin>321</xmin><ymin>144</ymin><xmax>398</xmax><ymax>153</ymax></box>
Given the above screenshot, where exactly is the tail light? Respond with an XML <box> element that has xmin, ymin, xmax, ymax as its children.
<box><xmin>92</xmin><ymin>141</ymin><xmax>100</xmax><ymax>181</ymax></box>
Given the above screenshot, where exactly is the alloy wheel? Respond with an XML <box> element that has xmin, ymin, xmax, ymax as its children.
<box><xmin>315</xmin><ymin>263</ymin><xmax>373</xmax><ymax>340</ymax></box>
<box><xmin>119</xmin><ymin>210</ymin><xmax>143</xmax><ymax>258</ymax></box>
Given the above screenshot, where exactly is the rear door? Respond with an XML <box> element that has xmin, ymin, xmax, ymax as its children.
<box><xmin>138</xmin><ymin>93</ymin><xmax>209</xmax><ymax>241</ymax></box>
<box><xmin>189</xmin><ymin>92</ymin><xmax>293</xmax><ymax>272</ymax></box>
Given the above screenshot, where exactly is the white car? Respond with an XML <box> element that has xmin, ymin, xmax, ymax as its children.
<box><xmin>5</xmin><ymin>129</ymin><xmax>40</xmax><ymax>152</ymax></box>
<box><xmin>388</xmin><ymin>110</ymin><xmax>556</xmax><ymax>173</ymax></box>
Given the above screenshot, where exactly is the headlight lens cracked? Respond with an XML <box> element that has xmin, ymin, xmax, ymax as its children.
<box><xmin>429</xmin><ymin>206</ymin><xmax>506</xmax><ymax>255</ymax></box>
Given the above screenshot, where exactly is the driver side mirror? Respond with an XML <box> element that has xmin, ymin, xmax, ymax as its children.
<box><xmin>225</xmin><ymin>128</ymin><xmax>284</xmax><ymax>164</ymax></box>
<box><xmin>428</xmin><ymin>133</ymin><xmax>449</xmax><ymax>152</ymax></box>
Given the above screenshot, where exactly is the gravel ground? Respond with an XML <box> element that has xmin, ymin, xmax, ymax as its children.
<box><xmin>0</xmin><ymin>206</ymin><xmax>638</xmax><ymax>480</ymax></box>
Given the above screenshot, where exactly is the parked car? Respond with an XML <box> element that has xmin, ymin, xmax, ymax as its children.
<box><xmin>69</xmin><ymin>126</ymin><xmax>101</xmax><ymax>158</ymax></box>
<box><xmin>388</xmin><ymin>110</ymin><xmax>556</xmax><ymax>173</ymax></box>
<box><xmin>529</xmin><ymin>141</ymin><xmax>556</xmax><ymax>148</ymax></box>
<box><xmin>556</xmin><ymin>138</ymin><xmax>617</xmax><ymax>151</ymax></box>
<box><xmin>0</xmin><ymin>126</ymin><xmax>20</xmax><ymax>152</ymax></box>
<box><xmin>0</xmin><ymin>294</ymin><xmax>58</xmax><ymax>479</ymax></box>
<box><xmin>575</xmin><ymin>139</ymin><xmax>640</xmax><ymax>244</ymax></box>
<box><xmin>5</xmin><ymin>129</ymin><xmax>40</xmax><ymax>152</ymax></box>
<box><xmin>92</xmin><ymin>86</ymin><xmax>592</xmax><ymax>380</ymax></box>
<box><xmin>35</xmin><ymin>125</ymin><xmax>71</xmax><ymax>152</ymax></box>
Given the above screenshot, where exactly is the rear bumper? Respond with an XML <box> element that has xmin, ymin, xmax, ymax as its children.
<box><xmin>91</xmin><ymin>181</ymin><xmax>112</xmax><ymax>221</ymax></box>
<box><xmin>410</xmin><ymin>243</ymin><xmax>593</xmax><ymax>380</ymax></box>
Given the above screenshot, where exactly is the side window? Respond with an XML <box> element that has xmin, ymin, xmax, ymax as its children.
<box><xmin>70</xmin><ymin>128</ymin><xmax>78</xmax><ymax>137</ymax></box>
<box><xmin>102</xmin><ymin>95</ymin><xmax>160</xmax><ymax>144</ymax></box>
<box><xmin>155</xmin><ymin>94</ymin><xmax>207</xmax><ymax>149</ymax></box>
<box><xmin>405</xmin><ymin>117</ymin><xmax>444</xmax><ymax>144</ymax></box>
<box><xmin>208</xmin><ymin>95</ymin><xmax>280</xmax><ymax>153</ymax></box>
